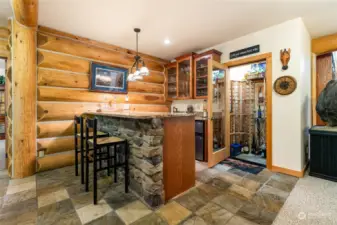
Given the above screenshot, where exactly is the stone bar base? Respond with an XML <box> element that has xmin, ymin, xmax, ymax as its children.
<box><xmin>97</xmin><ymin>116</ymin><xmax>164</xmax><ymax>208</ymax></box>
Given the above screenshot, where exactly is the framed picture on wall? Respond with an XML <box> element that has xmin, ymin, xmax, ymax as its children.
<box><xmin>90</xmin><ymin>62</ymin><xmax>128</xmax><ymax>93</ymax></box>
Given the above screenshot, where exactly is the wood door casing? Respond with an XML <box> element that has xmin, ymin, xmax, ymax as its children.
<box><xmin>316</xmin><ymin>53</ymin><xmax>333</xmax><ymax>126</ymax></box>
<box><xmin>224</xmin><ymin>53</ymin><xmax>273</xmax><ymax>170</ymax></box>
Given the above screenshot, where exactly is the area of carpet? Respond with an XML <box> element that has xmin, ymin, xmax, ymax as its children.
<box><xmin>220</xmin><ymin>158</ymin><xmax>264</xmax><ymax>174</ymax></box>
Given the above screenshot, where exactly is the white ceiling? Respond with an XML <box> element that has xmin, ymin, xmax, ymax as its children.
<box><xmin>2</xmin><ymin>0</ymin><xmax>337</xmax><ymax>60</ymax></box>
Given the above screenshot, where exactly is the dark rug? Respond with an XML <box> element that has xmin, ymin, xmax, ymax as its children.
<box><xmin>220</xmin><ymin>158</ymin><xmax>264</xmax><ymax>174</ymax></box>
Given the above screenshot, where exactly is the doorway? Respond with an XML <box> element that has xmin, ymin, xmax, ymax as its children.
<box><xmin>225</xmin><ymin>53</ymin><xmax>272</xmax><ymax>170</ymax></box>
<box><xmin>228</xmin><ymin>61</ymin><xmax>267</xmax><ymax>166</ymax></box>
<box><xmin>314</xmin><ymin>51</ymin><xmax>337</xmax><ymax>125</ymax></box>
<box><xmin>0</xmin><ymin>58</ymin><xmax>6</xmax><ymax>170</ymax></box>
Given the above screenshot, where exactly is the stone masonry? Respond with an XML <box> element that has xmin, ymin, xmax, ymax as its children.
<box><xmin>96</xmin><ymin>116</ymin><xmax>164</xmax><ymax>208</ymax></box>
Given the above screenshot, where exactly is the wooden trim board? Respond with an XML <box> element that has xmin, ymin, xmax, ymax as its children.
<box><xmin>311</xmin><ymin>53</ymin><xmax>317</xmax><ymax>126</ymax></box>
<box><xmin>312</xmin><ymin>32</ymin><xmax>337</xmax><ymax>55</ymax></box>
<box><xmin>224</xmin><ymin>53</ymin><xmax>273</xmax><ymax>170</ymax></box>
<box><xmin>272</xmin><ymin>164</ymin><xmax>308</xmax><ymax>178</ymax></box>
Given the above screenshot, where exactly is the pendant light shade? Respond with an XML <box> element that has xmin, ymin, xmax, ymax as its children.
<box><xmin>128</xmin><ymin>28</ymin><xmax>149</xmax><ymax>81</ymax></box>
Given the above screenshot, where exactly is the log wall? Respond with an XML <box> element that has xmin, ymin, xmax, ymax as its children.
<box><xmin>36</xmin><ymin>27</ymin><xmax>169</xmax><ymax>172</ymax></box>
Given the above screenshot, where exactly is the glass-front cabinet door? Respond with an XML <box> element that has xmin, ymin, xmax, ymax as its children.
<box><xmin>167</xmin><ymin>63</ymin><xmax>177</xmax><ymax>100</ymax></box>
<box><xmin>177</xmin><ymin>55</ymin><xmax>193</xmax><ymax>99</ymax></box>
<box><xmin>195</xmin><ymin>56</ymin><xmax>211</xmax><ymax>99</ymax></box>
<box><xmin>207</xmin><ymin>59</ymin><xmax>229</xmax><ymax>168</ymax></box>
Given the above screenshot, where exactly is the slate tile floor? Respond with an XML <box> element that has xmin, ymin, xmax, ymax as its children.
<box><xmin>0</xmin><ymin>161</ymin><xmax>298</xmax><ymax>225</ymax></box>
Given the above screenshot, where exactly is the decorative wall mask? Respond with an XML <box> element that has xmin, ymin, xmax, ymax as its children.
<box><xmin>273</xmin><ymin>75</ymin><xmax>297</xmax><ymax>95</ymax></box>
<box><xmin>280</xmin><ymin>48</ymin><xmax>291</xmax><ymax>70</ymax></box>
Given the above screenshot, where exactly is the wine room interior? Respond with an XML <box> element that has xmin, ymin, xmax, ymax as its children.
<box><xmin>229</xmin><ymin>61</ymin><xmax>267</xmax><ymax>166</ymax></box>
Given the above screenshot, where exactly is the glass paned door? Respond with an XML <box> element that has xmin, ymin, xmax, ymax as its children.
<box><xmin>195</xmin><ymin>56</ymin><xmax>211</xmax><ymax>98</ymax></box>
<box><xmin>167</xmin><ymin>66</ymin><xmax>177</xmax><ymax>99</ymax></box>
<box><xmin>177</xmin><ymin>59</ymin><xmax>191</xmax><ymax>98</ymax></box>
<box><xmin>207</xmin><ymin>59</ymin><xmax>229</xmax><ymax>168</ymax></box>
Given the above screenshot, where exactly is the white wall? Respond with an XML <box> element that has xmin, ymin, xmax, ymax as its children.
<box><xmin>299</xmin><ymin>20</ymin><xmax>312</xmax><ymax>168</ymax></box>
<box><xmin>171</xmin><ymin>99</ymin><xmax>205</xmax><ymax>112</ymax></box>
<box><xmin>202</xmin><ymin>18</ymin><xmax>311</xmax><ymax>172</ymax></box>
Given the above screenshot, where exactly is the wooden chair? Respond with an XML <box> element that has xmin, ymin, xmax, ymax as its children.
<box><xmin>74</xmin><ymin>115</ymin><xmax>108</xmax><ymax>184</ymax></box>
<box><xmin>85</xmin><ymin>117</ymin><xmax>129</xmax><ymax>204</ymax></box>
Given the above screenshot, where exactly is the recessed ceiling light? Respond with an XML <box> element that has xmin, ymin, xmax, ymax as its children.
<box><xmin>164</xmin><ymin>38</ymin><xmax>171</xmax><ymax>45</ymax></box>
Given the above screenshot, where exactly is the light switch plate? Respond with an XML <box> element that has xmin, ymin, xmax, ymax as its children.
<box><xmin>124</xmin><ymin>104</ymin><xmax>130</xmax><ymax>110</ymax></box>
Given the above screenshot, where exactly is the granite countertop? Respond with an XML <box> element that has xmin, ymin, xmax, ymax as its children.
<box><xmin>85</xmin><ymin>111</ymin><xmax>196</xmax><ymax>119</ymax></box>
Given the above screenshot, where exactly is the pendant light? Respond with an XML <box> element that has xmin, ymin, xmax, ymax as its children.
<box><xmin>128</xmin><ymin>28</ymin><xmax>149</xmax><ymax>81</ymax></box>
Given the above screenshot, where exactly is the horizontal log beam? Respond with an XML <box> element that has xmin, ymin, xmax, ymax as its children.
<box><xmin>128</xmin><ymin>82</ymin><xmax>163</xmax><ymax>94</ymax></box>
<box><xmin>0</xmin><ymin>39</ymin><xmax>9</xmax><ymax>58</ymax></box>
<box><xmin>37</xmin><ymin>136</ymin><xmax>75</xmax><ymax>154</ymax></box>
<box><xmin>37</xmin><ymin>102</ymin><xmax>170</xmax><ymax>121</ymax></box>
<box><xmin>37</xmin><ymin>152</ymin><xmax>75</xmax><ymax>172</ymax></box>
<box><xmin>37</xmin><ymin>26</ymin><xmax>168</xmax><ymax>65</ymax></box>
<box><xmin>37</xmin><ymin>33</ymin><xmax>164</xmax><ymax>72</ymax></box>
<box><xmin>37</xmin><ymin>68</ymin><xmax>164</xmax><ymax>93</ymax></box>
<box><xmin>38</xmin><ymin>102</ymin><xmax>106</xmax><ymax>121</ymax></box>
<box><xmin>37</xmin><ymin>121</ymin><xmax>74</xmax><ymax>138</ymax></box>
<box><xmin>37</xmin><ymin>50</ymin><xmax>90</xmax><ymax>73</ymax></box>
<box><xmin>37</xmin><ymin>68</ymin><xmax>89</xmax><ymax>88</ymax></box>
<box><xmin>38</xmin><ymin>87</ymin><xmax>165</xmax><ymax>104</ymax></box>
<box><xmin>312</xmin><ymin>32</ymin><xmax>337</xmax><ymax>55</ymax></box>
<box><xmin>0</xmin><ymin>27</ymin><xmax>10</xmax><ymax>39</ymax></box>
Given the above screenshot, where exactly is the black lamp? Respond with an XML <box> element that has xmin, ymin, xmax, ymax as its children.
<box><xmin>128</xmin><ymin>28</ymin><xmax>149</xmax><ymax>81</ymax></box>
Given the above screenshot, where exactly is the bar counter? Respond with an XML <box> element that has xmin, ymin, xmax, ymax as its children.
<box><xmin>84</xmin><ymin>111</ymin><xmax>196</xmax><ymax>208</ymax></box>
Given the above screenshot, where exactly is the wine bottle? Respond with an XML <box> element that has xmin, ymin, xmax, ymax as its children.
<box><xmin>258</xmin><ymin>105</ymin><xmax>262</xmax><ymax>118</ymax></box>
<box><xmin>258</xmin><ymin>87</ymin><xmax>264</xmax><ymax>103</ymax></box>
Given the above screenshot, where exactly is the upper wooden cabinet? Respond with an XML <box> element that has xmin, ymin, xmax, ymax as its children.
<box><xmin>194</xmin><ymin>50</ymin><xmax>222</xmax><ymax>99</ymax></box>
<box><xmin>166</xmin><ymin>53</ymin><xmax>195</xmax><ymax>100</ymax></box>
<box><xmin>166</xmin><ymin>50</ymin><xmax>222</xmax><ymax>100</ymax></box>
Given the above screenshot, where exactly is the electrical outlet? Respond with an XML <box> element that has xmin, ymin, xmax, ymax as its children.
<box><xmin>39</xmin><ymin>151</ymin><xmax>45</xmax><ymax>157</ymax></box>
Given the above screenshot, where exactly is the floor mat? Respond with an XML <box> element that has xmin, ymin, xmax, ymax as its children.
<box><xmin>220</xmin><ymin>158</ymin><xmax>264</xmax><ymax>174</ymax></box>
<box><xmin>235</xmin><ymin>153</ymin><xmax>266</xmax><ymax>165</ymax></box>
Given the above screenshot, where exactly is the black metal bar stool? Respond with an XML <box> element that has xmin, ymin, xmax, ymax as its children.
<box><xmin>85</xmin><ymin>117</ymin><xmax>129</xmax><ymax>205</ymax></box>
<box><xmin>74</xmin><ymin>115</ymin><xmax>108</xmax><ymax>184</ymax></box>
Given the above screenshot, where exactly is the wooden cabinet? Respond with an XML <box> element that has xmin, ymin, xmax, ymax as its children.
<box><xmin>194</xmin><ymin>50</ymin><xmax>222</xmax><ymax>99</ymax></box>
<box><xmin>166</xmin><ymin>53</ymin><xmax>194</xmax><ymax>100</ymax></box>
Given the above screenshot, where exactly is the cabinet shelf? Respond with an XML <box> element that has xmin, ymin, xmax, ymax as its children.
<box><xmin>196</xmin><ymin>75</ymin><xmax>208</xmax><ymax>79</ymax></box>
<box><xmin>196</xmin><ymin>65</ymin><xmax>208</xmax><ymax>70</ymax></box>
<box><xmin>196</xmin><ymin>86</ymin><xmax>207</xmax><ymax>89</ymax></box>
<box><xmin>230</xmin><ymin>132</ymin><xmax>248</xmax><ymax>135</ymax></box>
